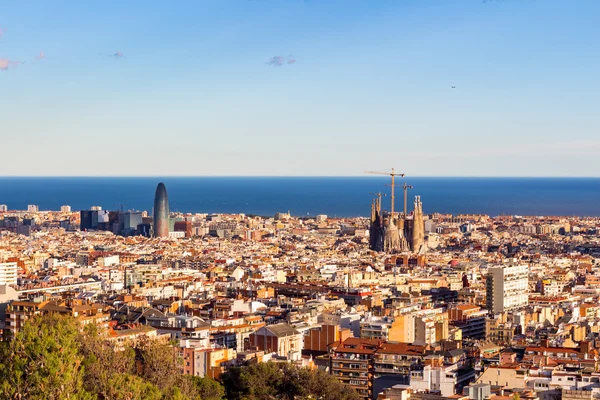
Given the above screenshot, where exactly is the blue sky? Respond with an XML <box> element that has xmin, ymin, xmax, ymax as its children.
<box><xmin>1</xmin><ymin>0</ymin><xmax>599</xmax><ymax>176</ymax></box>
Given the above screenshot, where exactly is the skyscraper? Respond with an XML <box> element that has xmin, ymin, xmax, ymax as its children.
<box><xmin>153</xmin><ymin>182</ymin><xmax>170</xmax><ymax>238</ymax></box>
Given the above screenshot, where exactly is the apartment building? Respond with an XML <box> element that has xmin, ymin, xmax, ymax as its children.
<box><xmin>486</xmin><ymin>260</ymin><xmax>529</xmax><ymax>313</ymax></box>
<box><xmin>5</xmin><ymin>299</ymin><xmax>110</xmax><ymax>336</ymax></box>
<box><xmin>0</xmin><ymin>262</ymin><xmax>17</xmax><ymax>286</ymax></box>
<box><xmin>182</xmin><ymin>345</ymin><xmax>235</xmax><ymax>379</ymax></box>
<box><xmin>248</xmin><ymin>323</ymin><xmax>303</xmax><ymax>361</ymax></box>
<box><xmin>330</xmin><ymin>337</ymin><xmax>427</xmax><ymax>400</ymax></box>
<box><xmin>410</xmin><ymin>354</ymin><xmax>476</xmax><ymax>396</ymax></box>
<box><xmin>449</xmin><ymin>304</ymin><xmax>487</xmax><ymax>339</ymax></box>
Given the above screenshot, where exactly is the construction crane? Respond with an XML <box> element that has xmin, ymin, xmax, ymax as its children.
<box><xmin>402</xmin><ymin>183</ymin><xmax>414</xmax><ymax>217</ymax></box>
<box><xmin>365</xmin><ymin>168</ymin><xmax>405</xmax><ymax>218</ymax></box>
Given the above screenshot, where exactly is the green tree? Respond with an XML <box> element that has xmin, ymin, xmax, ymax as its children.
<box><xmin>137</xmin><ymin>338</ymin><xmax>181</xmax><ymax>391</ymax></box>
<box><xmin>300</xmin><ymin>366</ymin><xmax>360</xmax><ymax>400</ymax></box>
<box><xmin>0</xmin><ymin>313</ymin><xmax>93</xmax><ymax>400</ymax></box>
<box><xmin>164</xmin><ymin>386</ymin><xmax>193</xmax><ymax>400</ymax></box>
<box><xmin>221</xmin><ymin>362</ymin><xmax>360</xmax><ymax>400</ymax></box>
<box><xmin>79</xmin><ymin>323</ymin><xmax>137</xmax><ymax>399</ymax></box>
<box><xmin>102</xmin><ymin>373</ymin><xmax>163</xmax><ymax>400</ymax></box>
<box><xmin>222</xmin><ymin>363</ymin><xmax>271</xmax><ymax>399</ymax></box>
<box><xmin>187</xmin><ymin>376</ymin><xmax>225</xmax><ymax>400</ymax></box>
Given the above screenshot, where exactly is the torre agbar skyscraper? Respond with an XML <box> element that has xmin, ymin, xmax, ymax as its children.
<box><xmin>153</xmin><ymin>182</ymin><xmax>170</xmax><ymax>238</ymax></box>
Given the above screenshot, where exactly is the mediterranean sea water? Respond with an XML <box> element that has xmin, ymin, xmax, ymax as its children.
<box><xmin>0</xmin><ymin>177</ymin><xmax>598</xmax><ymax>217</ymax></box>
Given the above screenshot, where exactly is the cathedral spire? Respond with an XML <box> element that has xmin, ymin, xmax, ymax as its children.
<box><xmin>411</xmin><ymin>195</ymin><xmax>425</xmax><ymax>253</ymax></box>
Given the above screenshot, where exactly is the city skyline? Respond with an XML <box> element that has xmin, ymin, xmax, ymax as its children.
<box><xmin>0</xmin><ymin>176</ymin><xmax>598</xmax><ymax>217</ymax></box>
<box><xmin>2</xmin><ymin>0</ymin><xmax>599</xmax><ymax>177</ymax></box>
<box><xmin>2</xmin><ymin>2</ymin><xmax>600</xmax><ymax>395</ymax></box>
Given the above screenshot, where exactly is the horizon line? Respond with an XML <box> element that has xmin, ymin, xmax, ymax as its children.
<box><xmin>0</xmin><ymin>175</ymin><xmax>599</xmax><ymax>179</ymax></box>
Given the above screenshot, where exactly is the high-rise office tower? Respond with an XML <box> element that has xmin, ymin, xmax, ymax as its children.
<box><xmin>486</xmin><ymin>260</ymin><xmax>529</xmax><ymax>313</ymax></box>
<box><xmin>153</xmin><ymin>182</ymin><xmax>170</xmax><ymax>238</ymax></box>
<box><xmin>121</xmin><ymin>211</ymin><xmax>144</xmax><ymax>236</ymax></box>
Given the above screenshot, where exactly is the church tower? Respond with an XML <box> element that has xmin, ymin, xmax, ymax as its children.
<box><xmin>411</xmin><ymin>196</ymin><xmax>425</xmax><ymax>253</ymax></box>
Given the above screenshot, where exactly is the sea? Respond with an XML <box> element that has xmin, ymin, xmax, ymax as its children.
<box><xmin>0</xmin><ymin>177</ymin><xmax>598</xmax><ymax>217</ymax></box>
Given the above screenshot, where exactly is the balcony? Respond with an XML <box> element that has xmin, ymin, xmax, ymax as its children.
<box><xmin>374</xmin><ymin>366</ymin><xmax>410</xmax><ymax>374</ymax></box>
<box><xmin>332</xmin><ymin>354</ymin><xmax>370</xmax><ymax>362</ymax></box>
<box><xmin>333</xmin><ymin>364</ymin><xmax>369</xmax><ymax>372</ymax></box>
<box><xmin>337</xmin><ymin>374</ymin><xmax>369</xmax><ymax>381</ymax></box>
<box><xmin>331</xmin><ymin>356</ymin><xmax>369</xmax><ymax>364</ymax></box>
<box><xmin>348</xmin><ymin>381</ymin><xmax>369</xmax><ymax>389</ymax></box>
<box><xmin>411</xmin><ymin>373</ymin><xmax>425</xmax><ymax>381</ymax></box>
<box><xmin>374</xmin><ymin>358</ymin><xmax>414</xmax><ymax>367</ymax></box>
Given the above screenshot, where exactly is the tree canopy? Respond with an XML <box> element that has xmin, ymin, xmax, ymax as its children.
<box><xmin>0</xmin><ymin>313</ymin><xmax>91</xmax><ymax>400</ymax></box>
<box><xmin>0</xmin><ymin>314</ymin><xmax>357</xmax><ymax>400</ymax></box>
<box><xmin>221</xmin><ymin>361</ymin><xmax>361</xmax><ymax>400</ymax></box>
<box><xmin>0</xmin><ymin>314</ymin><xmax>225</xmax><ymax>400</ymax></box>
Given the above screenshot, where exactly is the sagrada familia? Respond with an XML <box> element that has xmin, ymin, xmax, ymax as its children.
<box><xmin>369</xmin><ymin>195</ymin><xmax>426</xmax><ymax>254</ymax></box>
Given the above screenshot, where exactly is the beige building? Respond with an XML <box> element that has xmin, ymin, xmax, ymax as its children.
<box><xmin>182</xmin><ymin>346</ymin><xmax>235</xmax><ymax>379</ymax></box>
<box><xmin>248</xmin><ymin>323</ymin><xmax>303</xmax><ymax>361</ymax></box>
<box><xmin>476</xmin><ymin>365</ymin><xmax>528</xmax><ymax>388</ymax></box>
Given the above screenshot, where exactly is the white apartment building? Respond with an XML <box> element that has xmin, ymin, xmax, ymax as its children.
<box><xmin>27</xmin><ymin>205</ymin><xmax>39</xmax><ymax>213</ymax></box>
<box><xmin>61</xmin><ymin>205</ymin><xmax>72</xmax><ymax>213</ymax></box>
<box><xmin>0</xmin><ymin>262</ymin><xmax>18</xmax><ymax>286</ymax></box>
<box><xmin>486</xmin><ymin>259</ymin><xmax>529</xmax><ymax>313</ymax></box>
<box><xmin>0</xmin><ymin>205</ymin><xmax>7</xmax><ymax>212</ymax></box>
<box><xmin>316</xmin><ymin>214</ymin><xmax>328</xmax><ymax>223</ymax></box>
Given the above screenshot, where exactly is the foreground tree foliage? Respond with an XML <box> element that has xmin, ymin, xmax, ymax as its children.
<box><xmin>221</xmin><ymin>362</ymin><xmax>361</xmax><ymax>400</ymax></box>
<box><xmin>0</xmin><ymin>314</ymin><xmax>225</xmax><ymax>399</ymax></box>
<box><xmin>80</xmin><ymin>324</ymin><xmax>138</xmax><ymax>398</ymax></box>
<box><xmin>0</xmin><ymin>314</ymin><xmax>357</xmax><ymax>400</ymax></box>
<box><xmin>186</xmin><ymin>376</ymin><xmax>226</xmax><ymax>400</ymax></box>
<box><xmin>0</xmin><ymin>313</ymin><xmax>92</xmax><ymax>400</ymax></box>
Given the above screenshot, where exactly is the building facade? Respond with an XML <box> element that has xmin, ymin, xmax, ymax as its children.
<box><xmin>486</xmin><ymin>260</ymin><xmax>529</xmax><ymax>313</ymax></box>
<box><xmin>248</xmin><ymin>323</ymin><xmax>303</xmax><ymax>361</ymax></box>
<box><xmin>0</xmin><ymin>262</ymin><xmax>17</xmax><ymax>286</ymax></box>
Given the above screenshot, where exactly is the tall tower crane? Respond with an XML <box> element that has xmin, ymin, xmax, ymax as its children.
<box><xmin>365</xmin><ymin>168</ymin><xmax>405</xmax><ymax>218</ymax></box>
